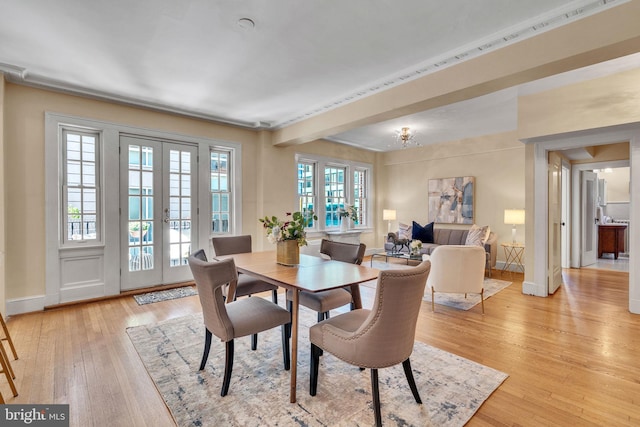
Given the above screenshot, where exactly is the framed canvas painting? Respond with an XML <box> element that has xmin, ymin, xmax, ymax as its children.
<box><xmin>428</xmin><ymin>176</ymin><xmax>474</xmax><ymax>224</ymax></box>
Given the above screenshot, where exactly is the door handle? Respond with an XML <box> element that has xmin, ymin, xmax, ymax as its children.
<box><xmin>164</xmin><ymin>208</ymin><xmax>170</xmax><ymax>223</ymax></box>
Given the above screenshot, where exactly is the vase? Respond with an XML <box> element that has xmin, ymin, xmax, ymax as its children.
<box><xmin>277</xmin><ymin>239</ymin><xmax>299</xmax><ymax>266</ymax></box>
<box><xmin>340</xmin><ymin>217</ymin><xmax>348</xmax><ymax>232</ymax></box>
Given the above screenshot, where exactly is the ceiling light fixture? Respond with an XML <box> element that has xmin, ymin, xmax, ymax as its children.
<box><xmin>394</xmin><ymin>127</ymin><xmax>420</xmax><ymax>149</ymax></box>
<box><xmin>237</xmin><ymin>18</ymin><xmax>255</xmax><ymax>29</ymax></box>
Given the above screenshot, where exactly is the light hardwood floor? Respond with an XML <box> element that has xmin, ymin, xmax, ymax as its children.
<box><xmin>1</xmin><ymin>264</ymin><xmax>638</xmax><ymax>426</ymax></box>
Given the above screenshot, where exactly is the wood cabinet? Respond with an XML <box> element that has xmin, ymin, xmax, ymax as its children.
<box><xmin>598</xmin><ymin>224</ymin><xmax>626</xmax><ymax>259</ymax></box>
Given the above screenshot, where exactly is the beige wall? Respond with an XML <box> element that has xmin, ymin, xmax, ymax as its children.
<box><xmin>601</xmin><ymin>167</ymin><xmax>630</xmax><ymax>203</ymax></box>
<box><xmin>2</xmin><ymin>84</ymin><xmax>379</xmax><ymax>303</ymax></box>
<box><xmin>380</xmin><ymin>131</ymin><xmax>526</xmax><ymax>262</ymax></box>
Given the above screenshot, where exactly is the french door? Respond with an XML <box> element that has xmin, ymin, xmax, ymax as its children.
<box><xmin>120</xmin><ymin>135</ymin><xmax>197</xmax><ymax>290</ymax></box>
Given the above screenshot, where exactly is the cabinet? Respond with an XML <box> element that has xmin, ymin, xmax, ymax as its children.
<box><xmin>598</xmin><ymin>224</ymin><xmax>626</xmax><ymax>259</ymax></box>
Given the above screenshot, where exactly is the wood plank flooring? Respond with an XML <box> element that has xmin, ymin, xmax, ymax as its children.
<box><xmin>1</xmin><ymin>264</ymin><xmax>638</xmax><ymax>426</ymax></box>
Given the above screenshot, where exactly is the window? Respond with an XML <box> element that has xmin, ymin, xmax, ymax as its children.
<box><xmin>296</xmin><ymin>154</ymin><xmax>372</xmax><ymax>230</ymax></box>
<box><xmin>297</xmin><ymin>161</ymin><xmax>316</xmax><ymax>227</ymax></box>
<box><xmin>211</xmin><ymin>149</ymin><xmax>231</xmax><ymax>233</ymax></box>
<box><xmin>353</xmin><ymin>168</ymin><xmax>367</xmax><ymax>226</ymax></box>
<box><xmin>324</xmin><ymin>166</ymin><xmax>346</xmax><ymax>227</ymax></box>
<box><xmin>62</xmin><ymin>128</ymin><xmax>100</xmax><ymax>244</ymax></box>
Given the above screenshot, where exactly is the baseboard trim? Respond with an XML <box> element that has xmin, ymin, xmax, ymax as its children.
<box><xmin>523</xmin><ymin>280</ymin><xmax>547</xmax><ymax>297</ymax></box>
<box><xmin>6</xmin><ymin>295</ymin><xmax>46</xmax><ymax>316</ymax></box>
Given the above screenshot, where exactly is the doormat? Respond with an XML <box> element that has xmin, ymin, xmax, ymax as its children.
<box><xmin>133</xmin><ymin>286</ymin><xmax>197</xmax><ymax>305</ymax></box>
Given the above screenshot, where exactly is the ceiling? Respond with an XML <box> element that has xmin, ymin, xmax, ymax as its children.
<box><xmin>1</xmin><ymin>0</ymin><xmax>637</xmax><ymax>151</ymax></box>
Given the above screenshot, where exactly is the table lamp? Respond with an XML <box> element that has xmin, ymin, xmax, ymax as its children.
<box><xmin>504</xmin><ymin>209</ymin><xmax>525</xmax><ymax>244</ymax></box>
<box><xmin>383</xmin><ymin>209</ymin><xmax>396</xmax><ymax>233</ymax></box>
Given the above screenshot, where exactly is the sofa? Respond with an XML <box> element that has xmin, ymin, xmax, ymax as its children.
<box><xmin>385</xmin><ymin>226</ymin><xmax>497</xmax><ymax>275</ymax></box>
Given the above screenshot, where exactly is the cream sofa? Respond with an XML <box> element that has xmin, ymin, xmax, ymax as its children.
<box><xmin>385</xmin><ymin>227</ymin><xmax>497</xmax><ymax>275</ymax></box>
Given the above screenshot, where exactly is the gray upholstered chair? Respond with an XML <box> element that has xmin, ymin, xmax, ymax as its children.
<box><xmin>309</xmin><ymin>260</ymin><xmax>430</xmax><ymax>427</ymax></box>
<box><xmin>188</xmin><ymin>250</ymin><xmax>291</xmax><ymax>397</ymax></box>
<box><xmin>426</xmin><ymin>245</ymin><xmax>486</xmax><ymax>313</ymax></box>
<box><xmin>286</xmin><ymin>239</ymin><xmax>366</xmax><ymax>323</ymax></box>
<box><xmin>212</xmin><ymin>235</ymin><xmax>279</xmax><ymax>349</ymax></box>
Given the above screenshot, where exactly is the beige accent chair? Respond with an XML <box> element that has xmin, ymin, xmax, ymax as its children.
<box><xmin>426</xmin><ymin>245</ymin><xmax>486</xmax><ymax>313</ymax></box>
<box><xmin>309</xmin><ymin>261</ymin><xmax>431</xmax><ymax>427</ymax></box>
<box><xmin>188</xmin><ymin>250</ymin><xmax>291</xmax><ymax>396</ymax></box>
<box><xmin>212</xmin><ymin>235</ymin><xmax>279</xmax><ymax>350</ymax></box>
<box><xmin>286</xmin><ymin>239</ymin><xmax>366</xmax><ymax>323</ymax></box>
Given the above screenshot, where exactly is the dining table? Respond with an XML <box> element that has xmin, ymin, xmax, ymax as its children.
<box><xmin>216</xmin><ymin>251</ymin><xmax>380</xmax><ymax>403</ymax></box>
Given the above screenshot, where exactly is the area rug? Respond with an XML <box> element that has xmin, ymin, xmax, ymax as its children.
<box><xmin>127</xmin><ymin>308</ymin><xmax>508</xmax><ymax>426</ymax></box>
<box><xmin>133</xmin><ymin>286</ymin><xmax>197</xmax><ymax>305</ymax></box>
<box><xmin>422</xmin><ymin>278</ymin><xmax>512</xmax><ymax>311</ymax></box>
<box><xmin>369</xmin><ymin>261</ymin><xmax>512</xmax><ymax>311</ymax></box>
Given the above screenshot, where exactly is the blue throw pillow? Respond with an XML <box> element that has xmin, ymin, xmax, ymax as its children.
<box><xmin>412</xmin><ymin>221</ymin><xmax>434</xmax><ymax>244</ymax></box>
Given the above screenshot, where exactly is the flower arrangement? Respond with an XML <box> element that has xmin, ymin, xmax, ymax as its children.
<box><xmin>410</xmin><ymin>239</ymin><xmax>423</xmax><ymax>255</ymax></box>
<box><xmin>337</xmin><ymin>204</ymin><xmax>358</xmax><ymax>223</ymax></box>
<box><xmin>259</xmin><ymin>210</ymin><xmax>318</xmax><ymax>246</ymax></box>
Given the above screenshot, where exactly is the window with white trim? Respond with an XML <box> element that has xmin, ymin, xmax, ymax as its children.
<box><xmin>210</xmin><ymin>148</ymin><xmax>232</xmax><ymax>233</ymax></box>
<box><xmin>296</xmin><ymin>154</ymin><xmax>372</xmax><ymax>230</ymax></box>
<box><xmin>62</xmin><ymin>128</ymin><xmax>100</xmax><ymax>244</ymax></box>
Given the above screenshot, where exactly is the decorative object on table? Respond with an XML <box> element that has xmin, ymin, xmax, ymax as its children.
<box><xmin>127</xmin><ymin>309</ymin><xmax>508</xmax><ymax>427</ymax></box>
<box><xmin>503</xmin><ymin>209</ymin><xmax>525</xmax><ymax>244</ymax></box>
<box><xmin>382</xmin><ymin>209</ymin><xmax>396</xmax><ymax>233</ymax></box>
<box><xmin>409</xmin><ymin>239</ymin><xmax>422</xmax><ymax>255</ymax></box>
<box><xmin>428</xmin><ymin>176</ymin><xmax>474</xmax><ymax>224</ymax></box>
<box><xmin>337</xmin><ymin>204</ymin><xmax>358</xmax><ymax>232</ymax></box>
<box><xmin>393</xmin><ymin>126</ymin><xmax>421</xmax><ymax>149</ymax></box>
<box><xmin>259</xmin><ymin>210</ymin><xmax>317</xmax><ymax>265</ymax></box>
<box><xmin>133</xmin><ymin>286</ymin><xmax>198</xmax><ymax>305</ymax></box>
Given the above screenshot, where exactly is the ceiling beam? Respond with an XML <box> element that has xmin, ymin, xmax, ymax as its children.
<box><xmin>271</xmin><ymin>0</ymin><xmax>640</xmax><ymax>147</ymax></box>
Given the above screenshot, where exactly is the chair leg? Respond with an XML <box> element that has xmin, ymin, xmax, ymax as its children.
<box><xmin>0</xmin><ymin>312</ymin><xmax>18</xmax><ymax>360</ymax></box>
<box><xmin>271</xmin><ymin>289</ymin><xmax>278</xmax><ymax>304</ymax></box>
<box><xmin>402</xmin><ymin>358</ymin><xmax>422</xmax><ymax>404</ymax></box>
<box><xmin>251</xmin><ymin>333</ymin><xmax>258</xmax><ymax>351</ymax></box>
<box><xmin>480</xmin><ymin>289</ymin><xmax>485</xmax><ymax>314</ymax></box>
<box><xmin>0</xmin><ymin>344</ymin><xmax>14</xmax><ymax>379</ymax></box>
<box><xmin>199</xmin><ymin>328</ymin><xmax>213</xmax><ymax>370</ymax></box>
<box><xmin>317</xmin><ymin>311</ymin><xmax>324</xmax><ymax>323</ymax></box>
<box><xmin>221</xmin><ymin>340</ymin><xmax>234</xmax><ymax>396</ymax></box>
<box><xmin>0</xmin><ymin>346</ymin><xmax>17</xmax><ymax>397</ymax></box>
<box><xmin>370</xmin><ymin>368</ymin><xmax>382</xmax><ymax>427</ymax></box>
<box><xmin>431</xmin><ymin>288</ymin><xmax>435</xmax><ymax>312</ymax></box>
<box><xmin>309</xmin><ymin>343</ymin><xmax>322</xmax><ymax>396</ymax></box>
<box><xmin>286</xmin><ymin>300</ymin><xmax>293</xmax><ymax>339</ymax></box>
<box><xmin>281</xmin><ymin>323</ymin><xmax>290</xmax><ymax>371</ymax></box>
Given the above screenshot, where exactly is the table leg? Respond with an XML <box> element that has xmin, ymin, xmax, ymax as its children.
<box><xmin>290</xmin><ymin>289</ymin><xmax>299</xmax><ymax>403</ymax></box>
<box><xmin>350</xmin><ymin>284</ymin><xmax>363</xmax><ymax>310</ymax></box>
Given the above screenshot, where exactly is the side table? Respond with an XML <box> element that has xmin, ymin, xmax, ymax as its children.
<box><xmin>501</xmin><ymin>243</ymin><xmax>524</xmax><ymax>274</ymax></box>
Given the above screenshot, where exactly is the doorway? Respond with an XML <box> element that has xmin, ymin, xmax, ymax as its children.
<box><xmin>119</xmin><ymin>135</ymin><xmax>198</xmax><ymax>290</ymax></box>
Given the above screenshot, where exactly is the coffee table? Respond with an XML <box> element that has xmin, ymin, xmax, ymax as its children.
<box><xmin>370</xmin><ymin>251</ymin><xmax>423</xmax><ymax>266</ymax></box>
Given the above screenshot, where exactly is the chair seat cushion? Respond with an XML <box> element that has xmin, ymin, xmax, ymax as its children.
<box><xmin>224</xmin><ymin>273</ymin><xmax>277</xmax><ymax>298</ymax></box>
<box><xmin>226</xmin><ymin>297</ymin><xmax>291</xmax><ymax>338</ymax></box>
<box><xmin>286</xmin><ymin>288</ymin><xmax>352</xmax><ymax>312</ymax></box>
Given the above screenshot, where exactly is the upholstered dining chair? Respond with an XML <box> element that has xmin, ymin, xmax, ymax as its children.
<box><xmin>286</xmin><ymin>239</ymin><xmax>366</xmax><ymax>323</ymax></box>
<box><xmin>426</xmin><ymin>245</ymin><xmax>486</xmax><ymax>313</ymax></box>
<box><xmin>212</xmin><ymin>235</ymin><xmax>279</xmax><ymax>350</ymax></box>
<box><xmin>309</xmin><ymin>260</ymin><xmax>430</xmax><ymax>427</ymax></box>
<box><xmin>188</xmin><ymin>250</ymin><xmax>291</xmax><ymax>397</ymax></box>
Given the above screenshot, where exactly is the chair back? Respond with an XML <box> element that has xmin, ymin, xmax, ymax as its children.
<box><xmin>188</xmin><ymin>250</ymin><xmax>238</xmax><ymax>342</ymax></box>
<box><xmin>426</xmin><ymin>245</ymin><xmax>485</xmax><ymax>294</ymax></box>
<box><xmin>320</xmin><ymin>239</ymin><xmax>366</xmax><ymax>265</ymax></box>
<box><xmin>352</xmin><ymin>261</ymin><xmax>430</xmax><ymax>367</ymax></box>
<box><xmin>212</xmin><ymin>235</ymin><xmax>252</xmax><ymax>256</ymax></box>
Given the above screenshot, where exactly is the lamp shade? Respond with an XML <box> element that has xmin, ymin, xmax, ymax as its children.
<box><xmin>383</xmin><ymin>209</ymin><xmax>396</xmax><ymax>221</ymax></box>
<box><xmin>504</xmin><ymin>209</ymin><xmax>525</xmax><ymax>225</ymax></box>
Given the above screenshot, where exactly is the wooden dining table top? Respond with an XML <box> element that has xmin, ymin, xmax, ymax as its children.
<box><xmin>217</xmin><ymin>251</ymin><xmax>380</xmax><ymax>293</ymax></box>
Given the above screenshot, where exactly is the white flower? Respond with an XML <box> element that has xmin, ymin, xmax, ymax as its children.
<box><xmin>410</xmin><ymin>239</ymin><xmax>422</xmax><ymax>249</ymax></box>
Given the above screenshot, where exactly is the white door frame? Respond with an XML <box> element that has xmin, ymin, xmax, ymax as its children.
<box><xmin>523</xmin><ymin>124</ymin><xmax>639</xmax><ymax>315</ymax></box>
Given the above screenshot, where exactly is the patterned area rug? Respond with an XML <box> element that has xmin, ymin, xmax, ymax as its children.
<box><xmin>369</xmin><ymin>261</ymin><xmax>512</xmax><ymax>311</ymax></box>
<box><xmin>127</xmin><ymin>309</ymin><xmax>508</xmax><ymax>426</ymax></box>
<box><xmin>133</xmin><ymin>286</ymin><xmax>197</xmax><ymax>305</ymax></box>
